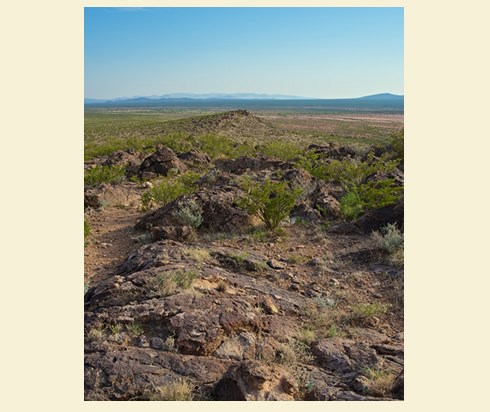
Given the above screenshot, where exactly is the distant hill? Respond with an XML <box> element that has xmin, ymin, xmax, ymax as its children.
<box><xmin>358</xmin><ymin>93</ymin><xmax>404</xmax><ymax>100</ymax></box>
<box><xmin>84</xmin><ymin>93</ymin><xmax>404</xmax><ymax>113</ymax></box>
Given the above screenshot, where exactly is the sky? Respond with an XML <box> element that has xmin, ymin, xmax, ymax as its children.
<box><xmin>84</xmin><ymin>7</ymin><xmax>403</xmax><ymax>99</ymax></box>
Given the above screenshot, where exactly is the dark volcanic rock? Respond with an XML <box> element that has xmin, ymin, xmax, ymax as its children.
<box><xmin>281</xmin><ymin>169</ymin><xmax>317</xmax><ymax>197</ymax></box>
<box><xmin>290</xmin><ymin>203</ymin><xmax>322</xmax><ymax>223</ymax></box>
<box><xmin>307</xmin><ymin>143</ymin><xmax>361</xmax><ymax>160</ymax></box>
<box><xmin>312</xmin><ymin>183</ymin><xmax>342</xmax><ymax>218</ymax></box>
<box><xmin>151</xmin><ymin>225</ymin><xmax>194</xmax><ymax>242</ymax></box>
<box><xmin>177</xmin><ymin>149</ymin><xmax>211</xmax><ymax>165</ymax></box>
<box><xmin>135</xmin><ymin>186</ymin><xmax>251</xmax><ymax>233</ymax></box>
<box><xmin>355</xmin><ymin>198</ymin><xmax>404</xmax><ymax>233</ymax></box>
<box><xmin>103</xmin><ymin>149</ymin><xmax>145</xmax><ymax>171</ymax></box>
<box><xmin>84</xmin><ymin>346</ymin><xmax>231</xmax><ymax>401</ymax></box>
<box><xmin>138</xmin><ymin>144</ymin><xmax>187</xmax><ymax>179</ymax></box>
<box><xmin>391</xmin><ymin>369</ymin><xmax>404</xmax><ymax>399</ymax></box>
<box><xmin>84</xmin><ymin>192</ymin><xmax>102</xmax><ymax>210</ymax></box>
<box><xmin>215</xmin><ymin>155</ymin><xmax>291</xmax><ymax>175</ymax></box>
<box><xmin>213</xmin><ymin>360</ymin><xmax>297</xmax><ymax>401</ymax></box>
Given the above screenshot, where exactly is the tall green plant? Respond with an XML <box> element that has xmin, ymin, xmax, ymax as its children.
<box><xmin>238</xmin><ymin>177</ymin><xmax>302</xmax><ymax>230</ymax></box>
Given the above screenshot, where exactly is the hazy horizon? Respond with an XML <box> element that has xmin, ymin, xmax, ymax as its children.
<box><xmin>84</xmin><ymin>92</ymin><xmax>404</xmax><ymax>101</ymax></box>
<box><xmin>85</xmin><ymin>8</ymin><xmax>404</xmax><ymax>100</ymax></box>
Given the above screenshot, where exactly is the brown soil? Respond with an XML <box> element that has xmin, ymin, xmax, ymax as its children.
<box><xmin>84</xmin><ymin>206</ymin><xmax>143</xmax><ymax>285</ymax></box>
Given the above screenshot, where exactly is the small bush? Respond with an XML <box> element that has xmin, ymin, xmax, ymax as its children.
<box><xmin>184</xmin><ymin>247</ymin><xmax>210</xmax><ymax>262</ymax></box>
<box><xmin>363</xmin><ymin>368</ymin><xmax>396</xmax><ymax>397</ymax></box>
<box><xmin>357</xmin><ymin>178</ymin><xmax>403</xmax><ymax>209</ymax></box>
<box><xmin>108</xmin><ymin>323</ymin><xmax>123</xmax><ymax>337</ymax></box>
<box><xmin>197</xmin><ymin>133</ymin><xmax>233</xmax><ymax>159</ymax></box>
<box><xmin>148</xmin><ymin>380</ymin><xmax>193</xmax><ymax>401</ymax></box>
<box><xmin>390</xmin><ymin>129</ymin><xmax>404</xmax><ymax>162</ymax></box>
<box><xmin>351</xmin><ymin>302</ymin><xmax>388</xmax><ymax>319</ymax></box>
<box><xmin>371</xmin><ymin>223</ymin><xmax>404</xmax><ymax>254</ymax></box>
<box><xmin>141</xmin><ymin>171</ymin><xmax>201</xmax><ymax>211</ymax></box>
<box><xmin>216</xmin><ymin>281</ymin><xmax>227</xmax><ymax>292</ymax></box>
<box><xmin>86</xmin><ymin>327</ymin><xmax>105</xmax><ymax>342</ymax></box>
<box><xmin>340</xmin><ymin>179</ymin><xmax>403</xmax><ymax>221</ymax></box>
<box><xmin>174</xmin><ymin>269</ymin><xmax>198</xmax><ymax>289</ymax></box>
<box><xmin>84</xmin><ymin>165</ymin><xmax>126</xmax><ymax>186</ymax></box>
<box><xmin>126</xmin><ymin>322</ymin><xmax>144</xmax><ymax>336</ymax></box>
<box><xmin>297</xmin><ymin>152</ymin><xmax>398</xmax><ymax>188</ymax></box>
<box><xmin>172</xmin><ymin>199</ymin><xmax>203</xmax><ymax>229</ymax></box>
<box><xmin>258</xmin><ymin>140</ymin><xmax>302</xmax><ymax>161</ymax></box>
<box><xmin>84</xmin><ymin>218</ymin><xmax>91</xmax><ymax>239</ymax></box>
<box><xmin>150</xmin><ymin>270</ymin><xmax>197</xmax><ymax>296</ymax></box>
<box><xmin>237</xmin><ymin>177</ymin><xmax>302</xmax><ymax>230</ymax></box>
<box><xmin>340</xmin><ymin>190</ymin><xmax>364</xmax><ymax>220</ymax></box>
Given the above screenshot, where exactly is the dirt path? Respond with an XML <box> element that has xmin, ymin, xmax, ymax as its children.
<box><xmin>84</xmin><ymin>207</ymin><xmax>144</xmax><ymax>285</ymax></box>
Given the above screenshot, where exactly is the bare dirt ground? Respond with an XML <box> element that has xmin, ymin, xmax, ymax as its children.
<box><xmin>260</xmin><ymin>113</ymin><xmax>403</xmax><ymax>140</ymax></box>
<box><xmin>84</xmin><ymin>206</ymin><xmax>143</xmax><ymax>285</ymax></box>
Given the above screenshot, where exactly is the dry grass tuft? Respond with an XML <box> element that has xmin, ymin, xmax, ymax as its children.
<box><xmin>148</xmin><ymin>379</ymin><xmax>194</xmax><ymax>401</ymax></box>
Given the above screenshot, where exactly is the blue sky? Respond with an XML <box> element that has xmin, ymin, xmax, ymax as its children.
<box><xmin>84</xmin><ymin>7</ymin><xmax>403</xmax><ymax>99</ymax></box>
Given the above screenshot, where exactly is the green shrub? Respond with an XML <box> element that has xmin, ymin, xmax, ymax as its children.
<box><xmin>340</xmin><ymin>190</ymin><xmax>365</xmax><ymax>220</ymax></box>
<box><xmin>371</xmin><ymin>223</ymin><xmax>404</xmax><ymax>254</ymax></box>
<box><xmin>195</xmin><ymin>133</ymin><xmax>257</xmax><ymax>159</ymax></box>
<box><xmin>297</xmin><ymin>152</ymin><xmax>398</xmax><ymax>189</ymax></box>
<box><xmin>84</xmin><ymin>218</ymin><xmax>91</xmax><ymax>238</ymax></box>
<box><xmin>390</xmin><ymin>129</ymin><xmax>404</xmax><ymax>162</ymax></box>
<box><xmin>238</xmin><ymin>177</ymin><xmax>302</xmax><ymax>230</ymax></box>
<box><xmin>351</xmin><ymin>302</ymin><xmax>388</xmax><ymax>319</ymax></box>
<box><xmin>84</xmin><ymin>165</ymin><xmax>126</xmax><ymax>186</ymax></box>
<box><xmin>158</xmin><ymin>133</ymin><xmax>196</xmax><ymax>153</ymax></box>
<box><xmin>172</xmin><ymin>199</ymin><xmax>203</xmax><ymax>229</ymax></box>
<box><xmin>141</xmin><ymin>171</ymin><xmax>201</xmax><ymax>211</ymax></box>
<box><xmin>340</xmin><ymin>179</ymin><xmax>403</xmax><ymax>221</ymax></box>
<box><xmin>258</xmin><ymin>140</ymin><xmax>302</xmax><ymax>161</ymax></box>
<box><xmin>357</xmin><ymin>178</ymin><xmax>403</xmax><ymax>209</ymax></box>
<box><xmin>197</xmin><ymin>133</ymin><xmax>233</xmax><ymax>159</ymax></box>
<box><xmin>173</xmin><ymin>269</ymin><xmax>198</xmax><ymax>289</ymax></box>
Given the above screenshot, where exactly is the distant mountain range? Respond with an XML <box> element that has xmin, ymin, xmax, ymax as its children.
<box><xmin>84</xmin><ymin>93</ymin><xmax>403</xmax><ymax>104</ymax></box>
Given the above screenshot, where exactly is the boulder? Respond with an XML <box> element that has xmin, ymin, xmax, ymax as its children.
<box><xmin>213</xmin><ymin>360</ymin><xmax>297</xmax><ymax>401</ymax></box>
<box><xmin>138</xmin><ymin>145</ymin><xmax>187</xmax><ymax>179</ymax></box>
<box><xmin>151</xmin><ymin>225</ymin><xmax>194</xmax><ymax>242</ymax></box>
<box><xmin>135</xmin><ymin>186</ymin><xmax>252</xmax><ymax>233</ymax></box>
<box><xmin>355</xmin><ymin>198</ymin><xmax>404</xmax><ymax>233</ymax></box>
<box><xmin>391</xmin><ymin>369</ymin><xmax>404</xmax><ymax>399</ymax></box>
<box><xmin>103</xmin><ymin>149</ymin><xmax>144</xmax><ymax>169</ymax></box>
<box><xmin>177</xmin><ymin>149</ymin><xmax>211</xmax><ymax>166</ymax></box>
<box><xmin>213</xmin><ymin>332</ymin><xmax>256</xmax><ymax>361</ymax></box>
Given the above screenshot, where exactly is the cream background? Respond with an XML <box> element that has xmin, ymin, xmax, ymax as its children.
<box><xmin>2</xmin><ymin>0</ymin><xmax>488</xmax><ymax>411</ymax></box>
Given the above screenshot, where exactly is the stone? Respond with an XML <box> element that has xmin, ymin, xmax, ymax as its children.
<box><xmin>138</xmin><ymin>144</ymin><xmax>187</xmax><ymax>179</ymax></box>
<box><xmin>213</xmin><ymin>360</ymin><xmax>297</xmax><ymax>401</ymax></box>
<box><xmin>267</xmin><ymin>259</ymin><xmax>286</xmax><ymax>270</ymax></box>
<box><xmin>151</xmin><ymin>225</ymin><xmax>194</xmax><ymax>242</ymax></box>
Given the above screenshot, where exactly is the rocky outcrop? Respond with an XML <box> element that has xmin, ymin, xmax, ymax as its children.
<box><xmin>307</xmin><ymin>143</ymin><xmax>362</xmax><ymax>160</ymax></box>
<box><xmin>103</xmin><ymin>149</ymin><xmax>144</xmax><ymax>169</ymax></box>
<box><xmin>151</xmin><ymin>225</ymin><xmax>194</xmax><ymax>242</ymax></box>
<box><xmin>138</xmin><ymin>145</ymin><xmax>187</xmax><ymax>179</ymax></box>
<box><xmin>355</xmin><ymin>198</ymin><xmax>404</xmax><ymax>233</ymax></box>
<box><xmin>216</xmin><ymin>155</ymin><xmax>291</xmax><ymax>175</ymax></box>
<box><xmin>178</xmin><ymin>149</ymin><xmax>211</xmax><ymax>166</ymax></box>
<box><xmin>213</xmin><ymin>360</ymin><xmax>297</xmax><ymax>401</ymax></box>
<box><xmin>135</xmin><ymin>186</ymin><xmax>252</xmax><ymax>233</ymax></box>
